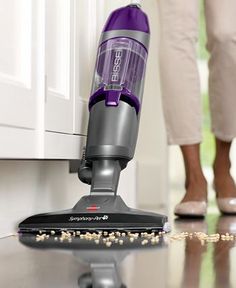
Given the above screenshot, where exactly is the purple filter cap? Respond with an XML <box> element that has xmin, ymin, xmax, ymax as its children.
<box><xmin>103</xmin><ymin>5</ymin><xmax>150</xmax><ymax>34</ymax></box>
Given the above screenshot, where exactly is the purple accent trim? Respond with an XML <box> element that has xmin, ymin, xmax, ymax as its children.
<box><xmin>120</xmin><ymin>92</ymin><xmax>141</xmax><ymax>114</ymax></box>
<box><xmin>103</xmin><ymin>6</ymin><xmax>150</xmax><ymax>34</ymax></box>
<box><xmin>105</xmin><ymin>90</ymin><xmax>121</xmax><ymax>107</ymax></box>
<box><xmin>89</xmin><ymin>87</ymin><xmax>140</xmax><ymax>114</ymax></box>
<box><xmin>89</xmin><ymin>88</ymin><xmax>105</xmax><ymax>109</ymax></box>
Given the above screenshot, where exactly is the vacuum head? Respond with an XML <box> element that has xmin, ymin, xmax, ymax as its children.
<box><xmin>19</xmin><ymin>196</ymin><xmax>170</xmax><ymax>234</ymax></box>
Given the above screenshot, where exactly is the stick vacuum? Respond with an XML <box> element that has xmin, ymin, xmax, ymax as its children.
<box><xmin>19</xmin><ymin>2</ymin><xmax>170</xmax><ymax>233</ymax></box>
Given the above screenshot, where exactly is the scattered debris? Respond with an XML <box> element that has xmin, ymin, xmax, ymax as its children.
<box><xmin>33</xmin><ymin>229</ymin><xmax>236</xmax><ymax>247</ymax></box>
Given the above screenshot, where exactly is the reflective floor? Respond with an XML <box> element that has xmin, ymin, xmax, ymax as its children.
<box><xmin>1</xmin><ymin>212</ymin><xmax>236</xmax><ymax>288</ymax></box>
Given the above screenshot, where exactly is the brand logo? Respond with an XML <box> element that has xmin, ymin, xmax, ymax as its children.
<box><xmin>111</xmin><ymin>49</ymin><xmax>123</xmax><ymax>82</ymax></box>
<box><xmin>68</xmin><ymin>215</ymin><xmax>109</xmax><ymax>222</ymax></box>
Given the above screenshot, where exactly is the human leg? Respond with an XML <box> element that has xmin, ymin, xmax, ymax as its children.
<box><xmin>158</xmin><ymin>0</ymin><xmax>207</xmax><ymax>216</ymax></box>
<box><xmin>180</xmin><ymin>144</ymin><xmax>207</xmax><ymax>203</ymax></box>
<box><xmin>158</xmin><ymin>0</ymin><xmax>202</xmax><ymax>145</ymax></box>
<box><xmin>205</xmin><ymin>0</ymin><xmax>236</xmax><ymax>213</ymax></box>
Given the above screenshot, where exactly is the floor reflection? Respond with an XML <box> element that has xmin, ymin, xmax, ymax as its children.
<box><xmin>214</xmin><ymin>216</ymin><xmax>236</xmax><ymax>288</ymax></box>
<box><xmin>75</xmin><ymin>249</ymin><xmax>127</xmax><ymax>288</ymax></box>
<box><xmin>16</xmin><ymin>215</ymin><xmax>236</xmax><ymax>288</ymax></box>
<box><xmin>19</xmin><ymin>233</ymin><xmax>166</xmax><ymax>288</ymax></box>
<box><xmin>174</xmin><ymin>215</ymin><xmax>236</xmax><ymax>288</ymax></box>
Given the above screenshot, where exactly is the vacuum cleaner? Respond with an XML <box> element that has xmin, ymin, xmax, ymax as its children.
<box><xmin>19</xmin><ymin>1</ymin><xmax>170</xmax><ymax>233</ymax></box>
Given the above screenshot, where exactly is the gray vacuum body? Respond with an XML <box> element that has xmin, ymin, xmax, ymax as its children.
<box><xmin>87</xmin><ymin>100</ymin><xmax>138</xmax><ymax>163</ymax></box>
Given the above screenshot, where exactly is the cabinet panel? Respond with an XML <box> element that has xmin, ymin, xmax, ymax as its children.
<box><xmin>45</xmin><ymin>0</ymin><xmax>74</xmax><ymax>134</ymax></box>
<box><xmin>0</xmin><ymin>0</ymin><xmax>38</xmax><ymax>129</ymax></box>
<box><xmin>46</xmin><ymin>0</ymin><xmax>70</xmax><ymax>99</ymax></box>
<box><xmin>45</xmin><ymin>0</ymin><xmax>106</xmax><ymax>136</ymax></box>
<box><xmin>44</xmin><ymin>131</ymin><xmax>86</xmax><ymax>159</ymax></box>
<box><xmin>74</xmin><ymin>0</ymin><xmax>105</xmax><ymax>135</ymax></box>
<box><xmin>0</xmin><ymin>126</ymin><xmax>36</xmax><ymax>158</ymax></box>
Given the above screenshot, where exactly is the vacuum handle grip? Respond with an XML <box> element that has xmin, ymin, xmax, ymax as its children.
<box><xmin>130</xmin><ymin>0</ymin><xmax>142</xmax><ymax>6</ymax></box>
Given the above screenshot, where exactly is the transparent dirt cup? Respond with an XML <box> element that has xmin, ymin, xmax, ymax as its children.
<box><xmin>91</xmin><ymin>38</ymin><xmax>148</xmax><ymax>102</ymax></box>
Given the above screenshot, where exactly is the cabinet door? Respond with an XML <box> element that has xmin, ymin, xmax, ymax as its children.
<box><xmin>45</xmin><ymin>0</ymin><xmax>75</xmax><ymax>134</ymax></box>
<box><xmin>0</xmin><ymin>0</ymin><xmax>38</xmax><ymax>129</ymax></box>
<box><xmin>74</xmin><ymin>0</ymin><xmax>105</xmax><ymax>135</ymax></box>
<box><xmin>45</xmin><ymin>0</ymin><xmax>106</xmax><ymax>136</ymax></box>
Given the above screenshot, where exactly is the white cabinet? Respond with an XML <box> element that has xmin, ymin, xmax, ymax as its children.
<box><xmin>0</xmin><ymin>0</ymin><xmax>106</xmax><ymax>159</ymax></box>
<box><xmin>45</xmin><ymin>0</ymin><xmax>75</xmax><ymax>134</ymax></box>
<box><xmin>74</xmin><ymin>0</ymin><xmax>105</xmax><ymax>135</ymax></box>
<box><xmin>45</xmin><ymin>0</ymin><xmax>105</xmax><ymax>136</ymax></box>
<box><xmin>0</xmin><ymin>0</ymin><xmax>39</xmax><ymax>129</ymax></box>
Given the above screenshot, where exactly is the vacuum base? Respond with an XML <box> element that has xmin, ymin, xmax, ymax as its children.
<box><xmin>19</xmin><ymin>195</ymin><xmax>170</xmax><ymax>233</ymax></box>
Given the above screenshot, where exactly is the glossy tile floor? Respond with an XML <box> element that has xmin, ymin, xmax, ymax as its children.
<box><xmin>1</xmin><ymin>210</ymin><xmax>236</xmax><ymax>288</ymax></box>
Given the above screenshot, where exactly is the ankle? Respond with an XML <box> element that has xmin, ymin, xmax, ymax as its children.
<box><xmin>185</xmin><ymin>174</ymin><xmax>207</xmax><ymax>189</ymax></box>
<box><xmin>213</xmin><ymin>173</ymin><xmax>236</xmax><ymax>199</ymax></box>
<box><xmin>181</xmin><ymin>176</ymin><xmax>208</xmax><ymax>202</ymax></box>
<box><xmin>181</xmin><ymin>184</ymin><xmax>208</xmax><ymax>203</ymax></box>
<box><xmin>214</xmin><ymin>173</ymin><xmax>233</xmax><ymax>188</ymax></box>
<box><xmin>213</xmin><ymin>138</ymin><xmax>232</xmax><ymax>177</ymax></box>
<box><xmin>213</xmin><ymin>160</ymin><xmax>231</xmax><ymax>178</ymax></box>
